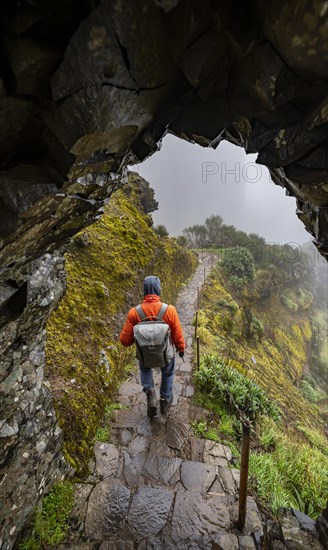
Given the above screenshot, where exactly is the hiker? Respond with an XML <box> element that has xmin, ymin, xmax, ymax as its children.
<box><xmin>120</xmin><ymin>276</ymin><xmax>185</xmax><ymax>416</ymax></box>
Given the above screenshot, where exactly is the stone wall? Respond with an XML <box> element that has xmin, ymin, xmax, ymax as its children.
<box><xmin>0</xmin><ymin>253</ymin><xmax>69</xmax><ymax>550</ymax></box>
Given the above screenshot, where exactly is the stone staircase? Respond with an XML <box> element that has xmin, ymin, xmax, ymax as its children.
<box><xmin>65</xmin><ymin>257</ymin><xmax>261</xmax><ymax>549</ymax></box>
<box><xmin>63</xmin><ymin>257</ymin><xmax>325</xmax><ymax>550</ymax></box>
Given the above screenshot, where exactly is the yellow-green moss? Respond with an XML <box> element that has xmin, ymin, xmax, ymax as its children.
<box><xmin>46</xmin><ymin>185</ymin><xmax>197</xmax><ymax>475</ymax></box>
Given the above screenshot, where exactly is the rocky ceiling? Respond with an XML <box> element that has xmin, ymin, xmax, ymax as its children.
<box><xmin>0</xmin><ymin>0</ymin><xmax>328</xmax><ymax>287</ymax></box>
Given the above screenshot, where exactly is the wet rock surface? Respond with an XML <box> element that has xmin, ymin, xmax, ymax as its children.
<box><xmin>85</xmin><ymin>481</ymin><xmax>131</xmax><ymax>539</ymax></box>
<box><xmin>169</xmin><ymin>490</ymin><xmax>231</xmax><ymax>541</ymax></box>
<box><xmin>94</xmin><ymin>443</ymin><xmax>120</xmax><ymax>479</ymax></box>
<box><xmin>129</xmin><ymin>487</ymin><xmax>174</xmax><ymax>537</ymax></box>
<box><xmin>263</xmin><ymin>508</ymin><xmax>324</xmax><ymax>550</ymax></box>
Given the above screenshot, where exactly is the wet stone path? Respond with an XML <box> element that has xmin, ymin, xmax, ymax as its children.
<box><xmin>69</xmin><ymin>256</ymin><xmax>263</xmax><ymax>550</ymax></box>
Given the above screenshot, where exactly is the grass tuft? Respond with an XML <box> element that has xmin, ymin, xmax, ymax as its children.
<box><xmin>19</xmin><ymin>482</ymin><xmax>74</xmax><ymax>550</ymax></box>
<box><xmin>249</xmin><ymin>428</ymin><xmax>328</xmax><ymax>518</ymax></box>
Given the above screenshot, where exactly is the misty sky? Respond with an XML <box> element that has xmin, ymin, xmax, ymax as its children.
<box><xmin>133</xmin><ymin>134</ymin><xmax>310</xmax><ymax>246</ymax></box>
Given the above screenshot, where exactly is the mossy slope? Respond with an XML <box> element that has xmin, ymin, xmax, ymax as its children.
<box><xmin>195</xmin><ymin>261</ymin><xmax>327</xmax><ymax>517</ymax></box>
<box><xmin>46</xmin><ymin>184</ymin><xmax>197</xmax><ymax>475</ymax></box>
<box><xmin>198</xmin><ymin>264</ymin><xmax>326</xmax><ymax>433</ymax></box>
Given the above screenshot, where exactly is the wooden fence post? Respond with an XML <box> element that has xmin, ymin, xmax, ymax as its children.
<box><xmin>196</xmin><ymin>335</ymin><xmax>200</xmax><ymax>370</ymax></box>
<box><xmin>194</xmin><ymin>310</ymin><xmax>198</xmax><ymax>339</ymax></box>
<box><xmin>236</xmin><ymin>421</ymin><xmax>251</xmax><ymax>531</ymax></box>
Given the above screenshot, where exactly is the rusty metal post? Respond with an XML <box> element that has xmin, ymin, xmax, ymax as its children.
<box><xmin>196</xmin><ymin>335</ymin><xmax>200</xmax><ymax>370</ymax></box>
<box><xmin>194</xmin><ymin>310</ymin><xmax>198</xmax><ymax>339</ymax></box>
<box><xmin>197</xmin><ymin>286</ymin><xmax>200</xmax><ymax>309</ymax></box>
<box><xmin>236</xmin><ymin>421</ymin><xmax>251</xmax><ymax>531</ymax></box>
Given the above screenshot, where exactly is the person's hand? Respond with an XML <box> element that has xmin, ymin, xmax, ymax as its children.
<box><xmin>178</xmin><ymin>351</ymin><xmax>184</xmax><ymax>358</ymax></box>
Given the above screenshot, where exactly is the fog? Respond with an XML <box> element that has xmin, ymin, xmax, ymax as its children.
<box><xmin>134</xmin><ymin>134</ymin><xmax>310</xmax><ymax>246</ymax></box>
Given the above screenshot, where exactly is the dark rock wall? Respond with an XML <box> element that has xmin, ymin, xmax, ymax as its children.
<box><xmin>0</xmin><ymin>1</ymin><xmax>328</xmax><ymax>548</ymax></box>
<box><xmin>0</xmin><ymin>252</ymin><xmax>69</xmax><ymax>549</ymax></box>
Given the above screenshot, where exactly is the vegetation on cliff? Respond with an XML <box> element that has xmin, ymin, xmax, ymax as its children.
<box><xmin>46</xmin><ymin>173</ymin><xmax>197</xmax><ymax>475</ymax></box>
<box><xmin>193</xmin><ymin>262</ymin><xmax>327</xmax><ymax>518</ymax></box>
<box><xmin>184</xmin><ymin>216</ymin><xmax>327</xmax><ymax>519</ymax></box>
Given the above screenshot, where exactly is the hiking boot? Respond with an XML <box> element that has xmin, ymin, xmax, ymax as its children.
<box><xmin>160</xmin><ymin>394</ymin><xmax>173</xmax><ymax>415</ymax></box>
<box><xmin>147</xmin><ymin>388</ymin><xmax>157</xmax><ymax>417</ymax></box>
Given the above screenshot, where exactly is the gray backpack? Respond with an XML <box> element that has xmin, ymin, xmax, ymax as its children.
<box><xmin>133</xmin><ymin>303</ymin><xmax>175</xmax><ymax>368</ymax></box>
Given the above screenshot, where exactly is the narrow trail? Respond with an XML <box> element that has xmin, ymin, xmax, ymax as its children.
<box><xmin>70</xmin><ymin>256</ymin><xmax>262</xmax><ymax>550</ymax></box>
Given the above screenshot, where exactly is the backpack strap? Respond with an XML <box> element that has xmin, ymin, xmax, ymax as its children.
<box><xmin>136</xmin><ymin>304</ymin><xmax>147</xmax><ymax>321</ymax></box>
<box><xmin>157</xmin><ymin>303</ymin><xmax>168</xmax><ymax>320</ymax></box>
<box><xmin>136</xmin><ymin>303</ymin><xmax>168</xmax><ymax>321</ymax></box>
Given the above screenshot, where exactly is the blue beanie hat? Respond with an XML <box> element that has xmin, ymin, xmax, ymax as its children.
<box><xmin>144</xmin><ymin>276</ymin><xmax>161</xmax><ymax>296</ymax></box>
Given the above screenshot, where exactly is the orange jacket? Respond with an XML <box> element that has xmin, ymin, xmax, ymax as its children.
<box><xmin>120</xmin><ymin>294</ymin><xmax>185</xmax><ymax>352</ymax></box>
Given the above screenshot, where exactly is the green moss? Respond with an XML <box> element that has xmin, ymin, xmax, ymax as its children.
<box><xmin>19</xmin><ymin>482</ymin><xmax>74</xmax><ymax>550</ymax></box>
<box><xmin>46</xmin><ymin>181</ymin><xmax>197</xmax><ymax>475</ymax></box>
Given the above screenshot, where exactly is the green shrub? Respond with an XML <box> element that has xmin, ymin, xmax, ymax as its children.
<box><xmin>105</xmin><ymin>403</ymin><xmax>128</xmax><ymax>414</ymax></box>
<box><xmin>221</xmin><ymin>316</ymin><xmax>234</xmax><ymax>333</ymax></box>
<box><xmin>301</xmin><ymin>373</ymin><xmax>318</xmax><ymax>387</ymax></box>
<box><xmin>154</xmin><ymin>224</ymin><xmax>169</xmax><ymax>238</ymax></box>
<box><xmin>190</xmin><ymin>420</ymin><xmax>219</xmax><ymax>442</ymax></box>
<box><xmin>221</xmin><ymin>247</ymin><xmax>255</xmax><ymax>286</ymax></box>
<box><xmin>280</xmin><ymin>293</ymin><xmax>298</xmax><ymax>312</ymax></box>
<box><xmin>216</xmin><ymin>298</ymin><xmax>239</xmax><ymax>312</ymax></box>
<box><xmin>230</xmin><ymin>275</ymin><xmax>245</xmax><ymax>290</ymax></box>
<box><xmin>251</xmin><ymin>315</ymin><xmax>264</xmax><ymax>341</ymax></box>
<box><xmin>259</xmin><ymin>417</ymin><xmax>278</xmax><ymax>450</ymax></box>
<box><xmin>280</xmin><ymin>288</ymin><xmax>313</xmax><ymax>312</ymax></box>
<box><xmin>299</xmin><ymin>379</ymin><xmax>325</xmax><ymax>403</ymax></box>
<box><xmin>296</xmin><ymin>424</ymin><xmax>328</xmax><ymax>456</ymax></box>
